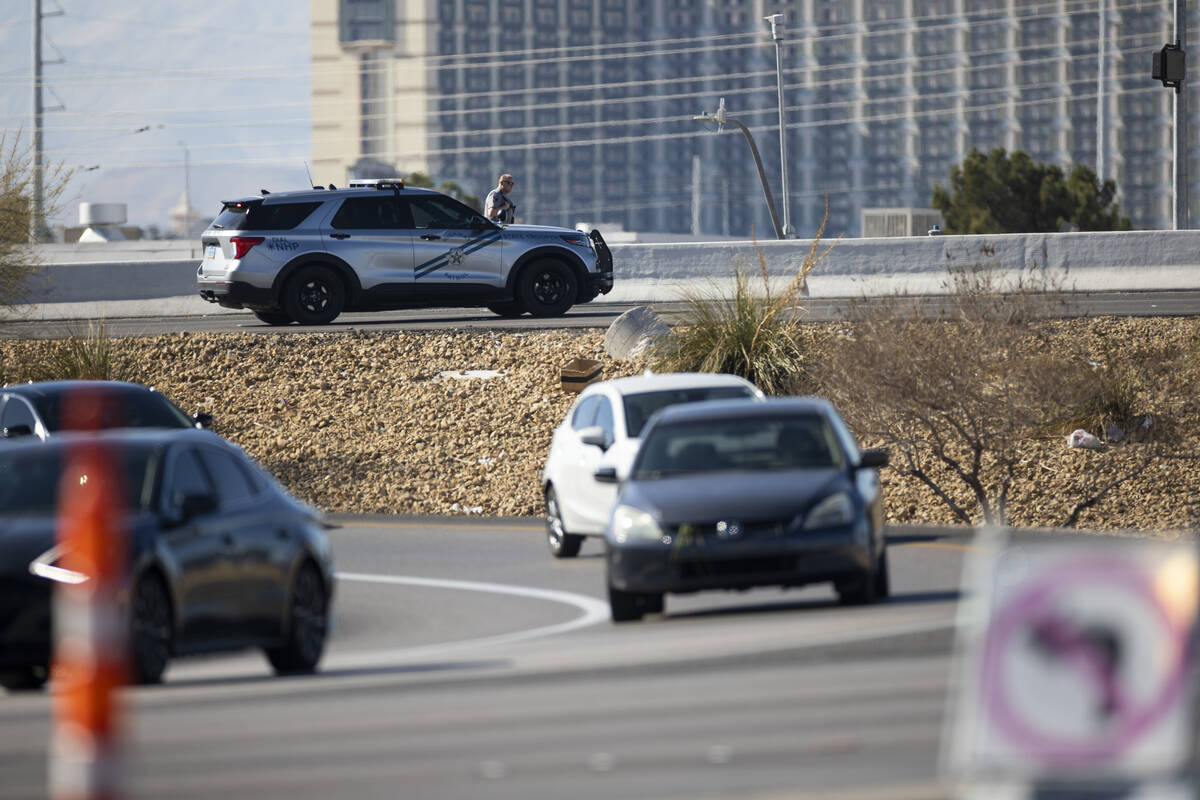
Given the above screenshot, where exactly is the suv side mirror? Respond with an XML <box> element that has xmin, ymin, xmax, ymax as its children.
<box><xmin>2</xmin><ymin>424</ymin><xmax>33</xmax><ymax>439</ymax></box>
<box><xmin>856</xmin><ymin>449</ymin><xmax>889</xmax><ymax>470</ymax></box>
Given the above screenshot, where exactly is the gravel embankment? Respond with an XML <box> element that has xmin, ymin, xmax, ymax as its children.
<box><xmin>2</xmin><ymin>318</ymin><xmax>1198</xmax><ymax>533</ymax></box>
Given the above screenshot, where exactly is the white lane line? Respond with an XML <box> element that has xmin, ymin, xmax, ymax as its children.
<box><xmin>329</xmin><ymin>572</ymin><xmax>610</xmax><ymax>668</ymax></box>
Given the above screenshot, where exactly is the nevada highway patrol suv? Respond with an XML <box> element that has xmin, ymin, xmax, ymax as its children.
<box><xmin>196</xmin><ymin>179</ymin><xmax>614</xmax><ymax>325</ymax></box>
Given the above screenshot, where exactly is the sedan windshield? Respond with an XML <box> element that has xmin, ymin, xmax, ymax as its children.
<box><xmin>622</xmin><ymin>386</ymin><xmax>756</xmax><ymax>438</ymax></box>
<box><xmin>633</xmin><ymin>414</ymin><xmax>843</xmax><ymax>479</ymax></box>
<box><xmin>0</xmin><ymin>446</ymin><xmax>160</xmax><ymax>516</ymax></box>
<box><xmin>30</xmin><ymin>387</ymin><xmax>194</xmax><ymax>432</ymax></box>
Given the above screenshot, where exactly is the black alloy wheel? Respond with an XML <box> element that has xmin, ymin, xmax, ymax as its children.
<box><xmin>518</xmin><ymin>260</ymin><xmax>577</xmax><ymax>317</ymax></box>
<box><xmin>545</xmin><ymin>486</ymin><xmax>584</xmax><ymax>558</ymax></box>
<box><xmin>283</xmin><ymin>265</ymin><xmax>345</xmax><ymax>325</ymax></box>
<box><xmin>253</xmin><ymin>310</ymin><xmax>293</xmax><ymax>326</ymax></box>
<box><xmin>0</xmin><ymin>665</ymin><xmax>49</xmax><ymax>692</ymax></box>
<box><xmin>129</xmin><ymin>573</ymin><xmax>173</xmax><ymax>685</ymax></box>
<box><xmin>266</xmin><ymin>563</ymin><xmax>328</xmax><ymax>675</ymax></box>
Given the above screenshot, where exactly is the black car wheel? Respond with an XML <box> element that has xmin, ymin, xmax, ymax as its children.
<box><xmin>608</xmin><ymin>583</ymin><xmax>662</xmax><ymax>623</ymax></box>
<box><xmin>517</xmin><ymin>260</ymin><xmax>577</xmax><ymax>317</ymax></box>
<box><xmin>253</xmin><ymin>310</ymin><xmax>293</xmax><ymax>326</ymax></box>
<box><xmin>545</xmin><ymin>486</ymin><xmax>584</xmax><ymax>558</ymax></box>
<box><xmin>0</xmin><ymin>665</ymin><xmax>48</xmax><ymax>692</ymax></box>
<box><xmin>266</xmin><ymin>563</ymin><xmax>328</xmax><ymax>675</ymax></box>
<box><xmin>486</xmin><ymin>301</ymin><xmax>525</xmax><ymax>318</ymax></box>
<box><xmin>835</xmin><ymin>555</ymin><xmax>882</xmax><ymax>607</ymax></box>
<box><xmin>129</xmin><ymin>572</ymin><xmax>173</xmax><ymax>685</ymax></box>
<box><xmin>873</xmin><ymin>548</ymin><xmax>891</xmax><ymax>599</ymax></box>
<box><xmin>283</xmin><ymin>265</ymin><xmax>345</xmax><ymax>325</ymax></box>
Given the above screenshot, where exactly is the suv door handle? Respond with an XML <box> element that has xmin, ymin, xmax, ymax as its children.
<box><xmin>419</xmin><ymin>234</ymin><xmax>442</xmax><ymax>241</ymax></box>
<box><xmin>330</xmin><ymin>233</ymin><xmax>351</xmax><ymax>240</ymax></box>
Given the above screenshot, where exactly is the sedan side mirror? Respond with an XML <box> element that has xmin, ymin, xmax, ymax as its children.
<box><xmin>856</xmin><ymin>449</ymin><xmax>890</xmax><ymax>470</ymax></box>
<box><xmin>2</xmin><ymin>424</ymin><xmax>33</xmax><ymax>439</ymax></box>
<box><xmin>178</xmin><ymin>492</ymin><xmax>218</xmax><ymax>521</ymax></box>
<box><xmin>594</xmin><ymin>466</ymin><xmax>619</xmax><ymax>484</ymax></box>
<box><xmin>579</xmin><ymin>426</ymin><xmax>611</xmax><ymax>451</ymax></box>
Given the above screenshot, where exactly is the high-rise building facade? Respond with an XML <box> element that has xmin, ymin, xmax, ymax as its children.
<box><xmin>311</xmin><ymin>0</ymin><xmax>1187</xmax><ymax>236</ymax></box>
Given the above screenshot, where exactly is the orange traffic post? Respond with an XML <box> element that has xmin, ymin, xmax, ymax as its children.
<box><xmin>49</xmin><ymin>394</ymin><xmax>128</xmax><ymax>800</ymax></box>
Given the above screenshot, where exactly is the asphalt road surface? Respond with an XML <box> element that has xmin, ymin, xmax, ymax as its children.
<box><xmin>2</xmin><ymin>289</ymin><xmax>1198</xmax><ymax>338</ymax></box>
<box><xmin>0</xmin><ymin>516</ymin><xmax>970</xmax><ymax>800</ymax></box>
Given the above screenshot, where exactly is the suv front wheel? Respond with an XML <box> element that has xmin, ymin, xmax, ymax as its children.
<box><xmin>518</xmin><ymin>259</ymin><xmax>577</xmax><ymax>317</ymax></box>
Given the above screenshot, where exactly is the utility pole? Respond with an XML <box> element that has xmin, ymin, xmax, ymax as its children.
<box><xmin>31</xmin><ymin>0</ymin><xmax>44</xmax><ymax>242</ymax></box>
<box><xmin>1174</xmin><ymin>0</ymin><xmax>1188</xmax><ymax>229</ymax></box>
<box><xmin>764</xmin><ymin>14</ymin><xmax>794</xmax><ymax>237</ymax></box>
<box><xmin>1096</xmin><ymin>0</ymin><xmax>1106</xmax><ymax>182</ymax></box>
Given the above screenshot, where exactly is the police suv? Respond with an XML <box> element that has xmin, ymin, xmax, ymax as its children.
<box><xmin>196</xmin><ymin>179</ymin><xmax>614</xmax><ymax>325</ymax></box>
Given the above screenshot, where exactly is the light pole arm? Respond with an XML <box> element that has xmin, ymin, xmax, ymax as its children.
<box><xmin>693</xmin><ymin>114</ymin><xmax>785</xmax><ymax>240</ymax></box>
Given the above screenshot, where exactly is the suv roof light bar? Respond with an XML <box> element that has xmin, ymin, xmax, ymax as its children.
<box><xmin>348</xmin><ymin>178</ymin><xmax>405</xmax><ymax>190</ymax></box>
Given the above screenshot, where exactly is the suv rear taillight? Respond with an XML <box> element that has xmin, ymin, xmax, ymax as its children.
<box><xmin>231</xmin><ymin>237</ymin><xmax>264</xmax><ymax>259</ymax></box>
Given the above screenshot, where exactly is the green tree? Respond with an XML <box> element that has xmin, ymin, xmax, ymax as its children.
<box><xmin>404</xmin><ymin>171</ymin><xmax>482</xmax><ymax>213</ymax></box>
<box><xmin>931</xmin><ymin>147</ymin><xmax>1132</xmax><ymax>234</ymax></box>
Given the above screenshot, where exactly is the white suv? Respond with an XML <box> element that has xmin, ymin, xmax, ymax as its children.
<box><xmin>197</xmin><ymin>179</ymin><xmax>614</xmax><ymax>325</ymax></box>
<box><xmin>541</xmin><ymin>373</ymin><xmax>764</xmax><ymax>558</ymax></box>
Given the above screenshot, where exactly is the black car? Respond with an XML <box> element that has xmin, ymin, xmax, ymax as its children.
<box><xmin>0</xmin><ymin>380</ymin><xmax>212</xmax><ymax>441</ymax></box>
<box><xmin>598</xmin><ymin>398</ymin><xmax>889</xmax><ymax>622</ymax></box>
<box><xmin>0</xmin><ymin>429</ymin><xmax>333</xmax><ymax>689</ymax></box>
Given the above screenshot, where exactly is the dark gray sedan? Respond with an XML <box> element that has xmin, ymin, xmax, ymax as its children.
<box><xmin>599</xmin><ymin>398</ymin><xmax>889</xmax><ymax>622</ymax></box>
<box><xmin>0</xmin><ymin>429</ymin><xmax>333</xmax><ymax>690</ymax></box>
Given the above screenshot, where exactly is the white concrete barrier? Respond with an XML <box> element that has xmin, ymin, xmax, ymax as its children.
<box><xmin>5</xmin><ymin>231</ymin><xmax>1198</xmax><ymax>320</ymax></box>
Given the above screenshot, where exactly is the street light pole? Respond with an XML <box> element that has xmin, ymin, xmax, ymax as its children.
<box><xmin>693</xmin><ymin>98</ymin><xmax>785</xmax><ymax>239</ymax></box>
<box><xmin>765</xmin><ymin>14</ymin><xmax>793</xmax><ymax>238</ymax></box>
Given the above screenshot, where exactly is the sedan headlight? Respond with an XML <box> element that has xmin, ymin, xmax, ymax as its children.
<box><xmin>611</xmin><ymin>504</ymin><xmax>664</xmax><ymax>543</ymax></box>
<box><xmin>803</xmin><ymin>492</ymin><xmax>854</xmax><ymax>530</ymax></box>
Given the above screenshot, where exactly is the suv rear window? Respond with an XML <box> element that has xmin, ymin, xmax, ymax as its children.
<box><xmin>213</xmin><ymin>201</ymin><xmax>322</xmax><ymax>231</ymax></box>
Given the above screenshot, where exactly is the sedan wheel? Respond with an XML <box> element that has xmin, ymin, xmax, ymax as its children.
<box><xmin>608</xmin><ymin>584</ymin><xmax>663</xmax><ymax>623</ymax></box>
<box><xmin>0</xmin><ymin>665</ymin><xmax>48</xmax><ymax>692</ymax></box>
<box><xmin>545</xmin><ymin>487</ymin><xmax>584</xmax><ymax>558</ymax></box>
<box><xmin>129</xmin><ymin>573</ymin><xmax>173</xmax><ymax>685</ymax></box>
<box><xmin>266</xmin><ymin>563</ymin><xmax>328</xmax><ymax>675</ymax></box>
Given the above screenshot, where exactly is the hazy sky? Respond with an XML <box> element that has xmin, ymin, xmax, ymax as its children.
<box><xmin>0</xmin><ymin>1</ymin><xmax>312</xmax><ymax>232</ymax></box>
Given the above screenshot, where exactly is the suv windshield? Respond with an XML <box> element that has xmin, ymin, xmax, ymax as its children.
<box><xmin>31</xmin><ymin>387</ymin><xmax>194</xmax><ymax>432</ymax></box>
<box><xmin>622</xmin><ymin>386</ymin><xmax>756</xmax><ymax>438</ymax></box>
<box><xmin>633</xmin><ymin>414</ymin><xmax>843</xmax><ymax>479</ymax></box>
<box><xmin>0</xmin><ymin>446</ymin><xmax>160</xmax><ymax>516</ymax></box>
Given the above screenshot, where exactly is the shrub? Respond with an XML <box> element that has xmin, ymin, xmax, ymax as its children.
<box><xmin>25</xmin><ymin>321</ymin><xmax>143</xmax><ymax>383</ymax></box>
<box><xmin>650</xmin><ymin>214</ymin><xmax>832</xmax><ymax>395</ymax></box>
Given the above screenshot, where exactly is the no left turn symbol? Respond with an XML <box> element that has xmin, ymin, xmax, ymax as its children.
<box><xmin>970</xmin><ymin>548</ymin><xmax>1195</xmax><ymax>774</ymax></box>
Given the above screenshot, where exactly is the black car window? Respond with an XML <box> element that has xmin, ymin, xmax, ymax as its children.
<box><xmin>633</xmin><ymin>415</ymin><xmax>843</xmax><ymax>479</ymax></box>
<box><xmin>570</xmin><ymin>396</ymin><xmax>600</xmax><ymax>430</ymax></box>
<box><xmin>0</xmin><ymin>445</ymin><xmax>159</xmax><ymax>515</ymax></box>
<box><xmin>30</xmin><ymin>387</ymin><xmax>194</xmax><ymax>432</ymax></box>
<box><xmin>331</xmin><ymin>196</ymin><xmax>409</xmax><ymax>230</ymax></box>
<box><xmin>196</xmin><ymin>445</ymin><xmax>259</xmax><ymax>507</ymax></box>
<box><xmin>0</xmin><ymin>396</ymin><xmax>37</xmax><ymax>434</ymax></box>
<box><xmin>245</xmin><ymin>201</ymin><xmax>323</xmax><ymax>231</ymax></box>
<box><xmin>165</xmin><ymin>449</ymin><xmax>216</xmax><ymax>512</ymax></box>
<box><xmin>408</xmin><ymin>195</ymin><xmax>478</xmax><ymax>229</ymax></box>
<box><xmin>622</xmin><ymin>386</ymin><xmax>757</xmax><ymax>438</ymax></box>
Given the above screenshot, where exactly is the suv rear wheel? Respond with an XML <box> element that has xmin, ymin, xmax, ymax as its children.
<box><xmin>283</xmin><ymin>265</ymin><xmax>345</xmax><ymax>325</ymax></box>
<box><xmin>518</xmin><ymin>260</ymin><xmax>577</xmax><ymax>317</ymax></box>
